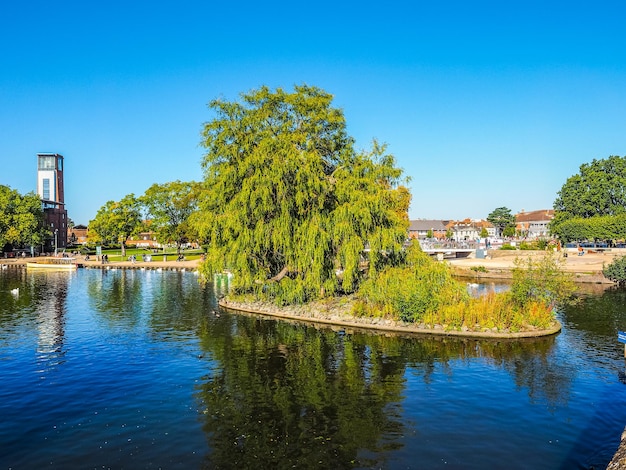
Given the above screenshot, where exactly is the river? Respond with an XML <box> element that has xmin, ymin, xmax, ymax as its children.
<box><xmin>0</xmin><ymin>268</ymin><xmax>625</xmax><ymax>469</ymax></box>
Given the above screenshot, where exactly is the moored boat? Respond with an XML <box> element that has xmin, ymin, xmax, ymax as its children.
<box><xmin>26</xmin><ymin>257</ymin><xmax>78</xmax><ymax>270</ymax></box>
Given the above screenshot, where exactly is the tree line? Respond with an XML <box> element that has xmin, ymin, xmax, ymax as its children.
<box><xmin>2</xmin><ymin>84</ymin><xmax>623</xmax><ymax>298</ymax></box>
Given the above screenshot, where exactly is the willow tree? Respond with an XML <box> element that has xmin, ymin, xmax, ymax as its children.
<box><xmin>195</xmin><ymin>85</ymin><xmax>410</xmax><ymax>304</ymax></box>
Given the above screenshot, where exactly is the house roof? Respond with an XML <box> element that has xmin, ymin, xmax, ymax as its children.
<box><xmin>408</xmin><ymin>219</ymin><xmax>449</xmax><ymax>231</ymax></box>
<box><xmin>515</xmin><ymin>209</ymin><xmax>554</xmax><ymax>223</ymax></box>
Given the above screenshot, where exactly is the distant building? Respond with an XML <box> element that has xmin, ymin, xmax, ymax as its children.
<box><xmin>515</xmin><ymin>209</ymin><xmax>554</xmax><ymax>238</ymax></box>
<box><xmin>408</xmin><ymin>220</ymin><xmax>450</xmax><ymax>239</ymax></box>
<box><xmin>37</xmin><ymin>153</ymin><xmax>68</xmax><ymax>253</ymax></box>
<box><xmin>126</xmin><ymin>232</ymin><xmax>161</xmax><ymax>248</ymax></box>
<box><xmin>68</xmin><ymin>224</ymin><xmax>88</xmax><ymax>245</ymax></box>
<box><xmin>446</xmin><ymin>219</ymin><xmax>495</xmax><ymax>242</ymax></box>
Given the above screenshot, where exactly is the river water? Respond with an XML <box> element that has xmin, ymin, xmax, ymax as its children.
<box><xmin>1</xmin><ymin>268</ymin><xmax>625</xmax><ymax>469</ymax></box>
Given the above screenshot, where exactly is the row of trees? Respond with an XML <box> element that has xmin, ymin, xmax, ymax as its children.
<box><xmin>0</xmin><ymin>185</ymin><xmax>47</xmax><ymax>252</ymax></box>
<box><xmin>88</xmin><ymin>181</ymin><xmax>200</xmax><ymax>257</ymax></box>
<box><xmin>550</xmin><ymin>155</ymin><xmax>626</xmax><ymax>242</ymax></box>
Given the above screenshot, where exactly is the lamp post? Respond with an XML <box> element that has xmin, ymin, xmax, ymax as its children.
<box><xmin>54</xmin><ymin>229</ymin><xmax>58</xmax><ymax>256</ymax></box>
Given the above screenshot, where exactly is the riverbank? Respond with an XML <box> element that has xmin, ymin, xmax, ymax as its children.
<box><xmin>447</xmin><ymin>248</ymin><xmax>624</xmax><ymax>284</ymax></box>
<box><xmin>2</xmin><ymin>255</ymin><xmax>202</xmax><ymax>271</ymax></box>
<box><xmin>219</xmin><ymin>296</ymin><xmax>562</xmax><ymax>339</ymax></box>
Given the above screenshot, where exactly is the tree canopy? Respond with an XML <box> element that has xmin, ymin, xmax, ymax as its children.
<box><xmin>88</xmin><ymin>194</ymin><xmax>143</xmax><ymax>255</ymax></box>
<box><xmin>141</xmin><ymin>180</ymin><xmax>199</xmax><ymax>248</ymax></box>
<box><xmin>487</xmin><ymin>207</ymin><xmax>515</xmax><ymax>237</ymax></box>
<box><xmin>194</xmin><ymin>85</ymin><xmax>410</xmax><ymax>304</ymax></box>
<box><xmin>0</xmin><ymin>185</ymin><xmax>47</xmax><ymax>251</ymax></box>
<box><xmin>551</xmin><ymin>155</ymin><xmax>626</xmax><ymax>240</ymax></box>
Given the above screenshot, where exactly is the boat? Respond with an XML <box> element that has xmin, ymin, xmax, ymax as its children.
<box><xmin>26</xmin><ymin>257</ymin><xmax>78</xmax><ymax>270</ymax></box>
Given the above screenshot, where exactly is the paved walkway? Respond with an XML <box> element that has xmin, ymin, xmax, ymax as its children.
<box><xmin>3</xmin><ymin>255</ymin><xmax>202</xmax><ymax>270</ymax></box>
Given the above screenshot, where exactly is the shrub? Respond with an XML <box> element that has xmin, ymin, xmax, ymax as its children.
<box><xmin>509</xmin><ymin>254</ymin><xmax>577</xmax><ymax>309</ymax></box>
<box><xmin>500</xmin><ymin>244</ymin><xmax>517</xmax><ymax>250</ymax></box>
<box><xmin>603</xmin><ymin>256</ymin><xmax>626</xmax><ymax>286</ymax></box>
<box><xmin>470</xmin><ymin>265</ymin><xmax>488</xmax><ymax>273</ymax></box>
<box><xmin>354</xmin><ymin>245</ymin><xmax>469</xmax><ymax>323</ymax></box>
<box><xmin>354</xmin><ymin>249</ymin><xmax>573</xmax><ymax>332</ymax></box>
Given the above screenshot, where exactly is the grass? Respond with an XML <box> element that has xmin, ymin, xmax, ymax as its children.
<box><xmin>89</xmin><ymin>247</ymin><xmax>205</xmax><ymax>262</ymax></box>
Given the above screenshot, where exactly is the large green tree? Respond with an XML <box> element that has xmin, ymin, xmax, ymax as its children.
<box><xmin>88</xmin><ymin>194</ymin><xmax>143</xmax><ymax>256</ymax></box>
<box><xmin>551</xmin><ymin>155</ymin><xmax>626</xmax><ymax>240</ymax></box>
<box><xmin>194</xmin><ymin>85</ymin><xmax>410</xmax><ymax>303</ymax></box>
<box><xmin>487</xmin><ymin>207</ymin><xmax>515</xmax><ymax>237</ymax></box>
<box><xmin>141</xmin><ymin>180</ymin><xmax>200</xmax><ymax>249</ymax></box>
<box><xmin>0</xmin><ymin>185</ymin><xmax>47</xmax><ymax>251</ymax></box>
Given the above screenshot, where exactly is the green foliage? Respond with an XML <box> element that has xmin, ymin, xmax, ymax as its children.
<box><xmin>509</xmin><ymin>254</ymin><xmax>577</xmax><ymax>310</ymax></box>
<box><xmin>552</xmin><ymin>155</ymin><xmax>626</xmax><ymax>239</ymax></box>
<box><xmin>487</xmin><ymin>207</ymin><xmax>516</xmax><ymax>237</ymax></box>
<box><xmin>603</xmin><ymin>256</ymin><xmax>626</xmax><ymax>286</ymax></box>
<box><xmin>354</xmin><ymin>242</ymin><xmax>469</xmax><ymax>323</ymax></box>
<box><xmin>88</xmin><ymin>194</ymin><xmax>143</xmax><ymax>256</ymax></box>
<box><xmin>479</xmin><ymin>227</ymin><xmax>489</xmax><ymax>238</ymax></box>
<box><xmin>195</xmin><ymin>85</ymin><xmax>410</xmax><ymax>303</ymax></box>
<box><xmin>550</xmin><ymin>214</ymin><xmax>626</xmax><ymax>243</ymax></box>
<box><xmin>354</xmin><ymin>244</ymin><xmax>570</xmax><ymax>332</ymax></box>
<box><xmin>500</xmin><ymin>244</ymin><xmax>517</xmax><ymax>250</ymax></box>
<box><xmin>141</xmin><ymin>180</ymin><xmax>200</xmax><ymax>247</ymax></box>
<box><xmin>0</xmin><ymin>185</ymin><xmax>47</xmax><ymax>249</ymax></box>
<box><xmin>470</xmin><ymin>265</ymin><xmax>488</xmax><ymax>273</ymax></box>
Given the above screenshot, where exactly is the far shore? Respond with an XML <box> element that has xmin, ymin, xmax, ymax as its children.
<box><xmin>447</xmin><ymin>247</ymin><xmax>623</xmax><ymax>284</ymax></box>
<box><xmin>2</xmin><ymin>254</ymin><xmax>202</xmax><ymax>270</ymax></box>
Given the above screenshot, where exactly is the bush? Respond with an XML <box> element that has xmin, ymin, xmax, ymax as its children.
<box><xmin>603</xmin><ymin>256</ymin><xmax>626</xmax><ymax>286</ymax></box>
<box><xmin>509</xmin><ymin>254</ymin><xmax>577</xmax><ymax>309</ymax></box>
<box><xmin>353</xmin><ymin>249</ymin><xmax>574</xmax><ymax>332</ymax></box>
<box><xmin>500</xmin><ymin>244</ymin><xmax>517</xmax><ymax>250</ymax></box>
<box><xmin>470</xmin><ymin>265</ymin><xmax>488</xmax><ymax>273</ymax></box>
<box><xmin>354</xmin><ymin>246</ymin><xmax>469</xmax><ymax>323</ymax></box>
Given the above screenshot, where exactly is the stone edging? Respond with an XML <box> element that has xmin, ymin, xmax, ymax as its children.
<box><xmin>218</xmin><ymin>299</ymin><xmax>562</xmax><ymax>339</ymax></box>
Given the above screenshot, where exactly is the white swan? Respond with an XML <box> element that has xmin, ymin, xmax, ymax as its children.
<box><xmin>10</xmin><ymin>288</ymin><xmax>19</xmax><ymax>296</ymax></box>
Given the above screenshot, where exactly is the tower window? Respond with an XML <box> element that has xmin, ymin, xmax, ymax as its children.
<box><xmin>38</xmin><ymin>155</ymin><xmax>55</xmax><ymax>170</ymax></box>
<box><xmin>43</xmin><ymin>179</ymin><xmax>50</xmax><ymax>200</ymax></box>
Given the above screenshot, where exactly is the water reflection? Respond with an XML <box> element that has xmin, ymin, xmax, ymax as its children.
<box><xmin>0</xmin><ymin>269</ymin><xmax>72</xmax><ymax>376</ymax></box>
<box><xmin>34</xmin><ymin>272</ymin><xmax>70</xmax><ymax>375</ymax></box>
<box><xmin>193</xmin><ymin>310</ymin><xmax>568</xmax><ymax>468</ymax></box>
<box><xmin>1</xmin><ymin>269</ymin><xmax>625</xmax><ymax>468</ymax></box>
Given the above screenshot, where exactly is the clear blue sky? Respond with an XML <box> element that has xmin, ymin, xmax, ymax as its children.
<box><xmin>2</xmin><ymin>1</ymin><xmax>625</xmax><ymax>225</ymax></box>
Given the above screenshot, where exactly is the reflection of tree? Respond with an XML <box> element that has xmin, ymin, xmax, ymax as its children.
<box><xmin>147</xmin><ymin>272</ymin><xmax>218</xmax><ymax>334</ymax></box>
<box><xmin>196</xmin><ymin>318</ymin><xmax>407</xmax><ymax>469</ymax></box>
<box><xmin>561</xmin><ymin>286</ymin><xmax>626</xmax><ymax>340</ymax></box>
<box><xmin>87</xmin><ymin>270</ymin><xmax>145</xmax><ymax>325</ymax></box>
<box><xmin>195</xmin><ymin>314</ymin><xmax>569</xmax><ymax>468</ymax></box>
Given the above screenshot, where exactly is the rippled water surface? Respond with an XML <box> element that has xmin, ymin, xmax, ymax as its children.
<box><xmin>1</xmin><ymin>268</ymin><xmax>626</xmax><ymax>469</ymax></box>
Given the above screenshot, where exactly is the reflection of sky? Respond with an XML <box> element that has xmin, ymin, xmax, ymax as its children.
<box><xmin>466</xmin><ymin>281</ymin><xmax>510</xmax><ymax>298</ymax></box>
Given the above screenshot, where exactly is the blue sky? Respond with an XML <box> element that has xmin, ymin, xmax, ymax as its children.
<box><xmin>2</xmin><ymin>1</ymin><xmax>625</xmax><ymax>225</ymax></box>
